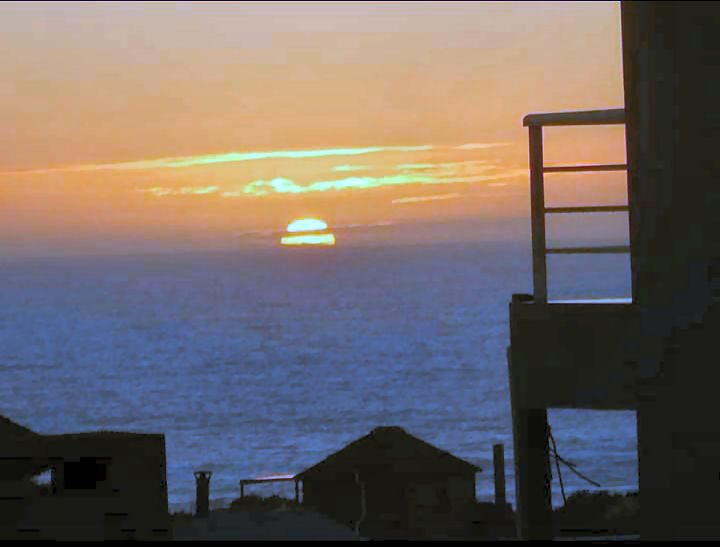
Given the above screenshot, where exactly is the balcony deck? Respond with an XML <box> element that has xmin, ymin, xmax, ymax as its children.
<box><xmin>509</xmin><ymin>296</ymin><xmax>639</xmax><ymax>411</ymax></box>
<box><xmin>509</xmin><ymin>106</ymin><xmax>637</xmax><ymax>540</ymax></box>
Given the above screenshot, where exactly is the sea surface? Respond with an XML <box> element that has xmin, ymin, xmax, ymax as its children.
<box><xmin>0</xmin><ymin>238</ymin><xmax>637</xmax><ymax>511</ymax></box>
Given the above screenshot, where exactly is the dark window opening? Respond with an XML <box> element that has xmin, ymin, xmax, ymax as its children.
<box><xmin>64</xmin><ymin>460</ymin><xmax>109</xmax><ymax>490</ymax></box>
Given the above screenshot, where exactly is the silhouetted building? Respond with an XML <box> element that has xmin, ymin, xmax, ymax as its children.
<box><xmin>508</xmin><ymin>1</ymin><xmax>720</xmax><ymax>540</ymax></box>
<box><xmin>0</xmin><ymin>416</ymin><xmax>170</xmax><ymax>540</ymax></box>
<box><xmin>295</xmin><ymin>426</ymin><xmax>481</xmax><ymax>539</ymax></box>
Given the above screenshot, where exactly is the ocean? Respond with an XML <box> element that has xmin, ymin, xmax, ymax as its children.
<box><xmin>0</xmin><ymin>236</ymin><xmax>637</xmax><ymax>512</ymax></box>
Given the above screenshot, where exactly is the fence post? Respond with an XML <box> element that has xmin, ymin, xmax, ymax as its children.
<box><xmin>194</xmin><ymin>470</ymin><xmax>212</xmax><ymax>518</ymax></box>
<box><xmin>494</xmin><ymin>443</ymin><xmax>506</xmax><ymax>507</ymax></box>
<box><xmin>529</xmin><ymin>124</ymin><xmax>547</xmax><ymax>303</ymax></box>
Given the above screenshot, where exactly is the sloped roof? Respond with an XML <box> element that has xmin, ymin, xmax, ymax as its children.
<box><xmin>0</xmin><ymin>415</ymin><xmax>161</xmax><ymax>442</ymax></box>
<box><xmin>1</xmin><ymin>416</ymin><xmax>164</xmax><ymax>476</ymax></box>
<box><xmin>0</xmin><ymin>415</ymin><xmax>43</xmax><ymax>480</ymax></box>
<box><xmin>0</xmin><ymin>414</ymin><xmax>40</xmax><ymax>440</ymax></box>
<box><xmin>296</xmin><ymin>426</ymin><xmax>481</xmax><ymax>479</ymax></box>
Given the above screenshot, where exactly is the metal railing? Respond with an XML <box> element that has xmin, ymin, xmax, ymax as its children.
<box><xmin>523</xmin><ymin>108</ymin><xmax>629</xmax><ymax>303</ymax></box>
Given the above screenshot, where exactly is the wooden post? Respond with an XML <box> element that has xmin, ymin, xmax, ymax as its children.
<box><xmin>512</xmin><ymin>408</ymin><xmax>552</xmax><ymax>539</ymax></box>
<box><xmin>295</xmin><ymin>480</ymin><xmax>300</xmax><ymax>503</ymax></box>
<box><xmin>529</xmin><ymin>124</ymin><xmax>547</xmax><ymax>303</ymax></box>
<box><xmin>508</xmin><ymin>345</ymin><xmax>552</xmax><ymax>540</ymax></box>
<box><xmin>240</xmin><ymin>482</ymin><xmax>244</xmax><ymax>498</ymax></box>
<box><xmin>493</xmin><ymin>443</ymin><xmax>506</xmax><ymax>507</ymax></box>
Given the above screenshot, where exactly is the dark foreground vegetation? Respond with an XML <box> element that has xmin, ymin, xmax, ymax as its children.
<box><xmin>229</xmin><ymin>494</ymin><xmax>302</xmax><ymax>512</ymax></box>
<box><xmin>170</xmin><ymin>490</ymin><xmax>639</xmax><ymax>539</ymax></box>
<box><xmin>170</xmin><ymin>495</ymin><xmax>302</xmax><ymax>525</ymax></box>
<box><xmin>553</xmin><ymin>490</ymin><xmax>639</xmax><ymax>537</ymax></box>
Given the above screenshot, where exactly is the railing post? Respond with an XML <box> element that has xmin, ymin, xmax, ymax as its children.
<box><xmin>494</xmin><ymin>443</ymin><xmax>506</xmax><ymax>508</ymax></box>
<box><xmin>529</xmin><ymin>125</ymin><xmax>547</xmax><ymax>303</ymax></box>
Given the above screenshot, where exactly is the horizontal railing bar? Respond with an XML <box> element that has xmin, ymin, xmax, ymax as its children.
<box><xmin>544</xmin><ymin>205</ymin><xmax>629</xmax><ymax>214</ymax></box>
<box><xmin>523</xmin><ymin>108</ymin><xmax>625</xmax><ymax>127</ymax></box>
<box><xmin>546</xmin><ymin>245</ymin><xmax>631</xmax><ymax>254</ymax></box>
<box><xmin>543</xmin><ymin>164</ymin><xmax>627</xmax><ymax>173</ymax></box>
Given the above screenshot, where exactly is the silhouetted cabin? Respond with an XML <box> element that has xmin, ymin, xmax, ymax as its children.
<box><xmin>0</xmin><ymin>415</ymin><xmax>169</xmax><ymax>540</ymax></box>
<box><xmin>295</xmin><ymin>426</ymin><xmax>481</xmax><ymax>539</ymax></box>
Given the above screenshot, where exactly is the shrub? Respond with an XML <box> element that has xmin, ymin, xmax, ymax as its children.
<box><xmin>553</xmin><ymin>490</ymin><xmax>639</xmax><ymax>537</ymax></box>
<box><xmin>229</xmin><ymin>494</ymin><xmax>301</xmax><ymax>512</ymax></box>
<box><xmin>169</xmin><ymin>511</ymin><xmax>194</xmax><ymax>524</ymax></box>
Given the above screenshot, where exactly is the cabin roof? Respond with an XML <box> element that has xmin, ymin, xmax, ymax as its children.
<box><xmin>296</xmin><ymin>426</ymin><xmax>481</xmax><ymax>479</ymax></box>
<box><xmin>0</xmin><ymin>415</ymin><xmax>40</xmax><ymax>440</ymax></box>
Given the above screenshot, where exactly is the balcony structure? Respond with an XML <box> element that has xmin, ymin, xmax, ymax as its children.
<box><xmin>507</xmin><ymin>108</ymin><xmax>638</xmax><ymax>540</ymax></box>
<box><xmin>509</xmin><ymin>2</ymin><xmax>720</xmax><ymax>540</ymax></box>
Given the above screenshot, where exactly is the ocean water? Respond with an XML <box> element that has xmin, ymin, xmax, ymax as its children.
<box><xmin>0</xmin><ymin>239</ymin><xmax>637</xmax><ymax>511</ymax></box>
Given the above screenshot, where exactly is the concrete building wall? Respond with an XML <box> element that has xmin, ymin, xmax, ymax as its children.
<box><xmin>405</xmin><ymin>472</ymin><xmax>476</xmax><ymax>538</ymax></box>
<box><xmin>621</xmin><ymin>1</ymin><xmax>720</xmax><ymax>539</ymax></box>
<box><xmin>0</xmin><ymin>433</ymin><xmax>169</xmax><ymax>540</ymax></box>
<box><xmin>303</xmin><ymin>469</ymin><xmax>475</xmax><ymax>539</ymax></box>
<box><xmin>302</xmin><ymin>472</ymin><xmax>361</xmax><ymax>530</ymax></box>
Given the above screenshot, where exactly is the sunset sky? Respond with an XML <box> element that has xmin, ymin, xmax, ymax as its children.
<box><xmin>1</xmin><ymin>1</ymin><xmax>626</xmax><ymax>255</ymax></box>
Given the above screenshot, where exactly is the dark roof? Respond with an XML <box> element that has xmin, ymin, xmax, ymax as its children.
<box><xmin>0</xmin><ymin>415</ymin><xmax>40</xmax><ymax>440</ymax></box>
<box><xmin>0</xmin><ymin>416</ymin><xmax>42</xmax><ymax>480</ymax></box>
<box><xmin>1</xmin><ymin>415</ymin><xmax>163</xmax><ymax>443</ymax></box>
<box><xmin>296</xmin><ymin>426</ymin><xmax>481</xmax><ymax>479</ymax></box>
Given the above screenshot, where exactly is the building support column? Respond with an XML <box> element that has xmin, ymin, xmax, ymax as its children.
<box><xmin>508</xmin><ymin>346</ymin><xmax>553</xmax><ymax>540</ymax></box>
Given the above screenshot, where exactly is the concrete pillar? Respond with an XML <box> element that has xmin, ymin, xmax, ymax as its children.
<box><xmin>514</xmin><ymin>408</ymin><xmax>552</xmax><ymax>540</ymax></box>
<box><xmin>194</xmin><ymin>471</ymin><xmax>212</xmax><ymax>518</ymax></box>
<box><xmin>508</xmin><ymin>346</ymin><xmax>552</xmax><ymax>540</ymax></box>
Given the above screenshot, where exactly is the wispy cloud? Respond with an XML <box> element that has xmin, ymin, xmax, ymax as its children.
<box><xmin>394</xmin><ymin>163</ymin><xmax>436</xmax><ymax>170</ymax></box>
<box><xmin>392</xmin><ymin>193</ymin><xmax>463</xmax><ymax>204</ymax></box>
<box><xmin>332</xmin><ymin>164</ymin><xmax>371</xmax><ymax>172</ymax></box>
<box><xmin>139</xmin><ymin>186</ymin><xmax>220</xmax><ymax>197</ymax></box>
<box><xmin>139</xmin><ymin>162</ymin><xmax>526</xmax><ymax>198</ymax></box>
<box><xmin>454</xmin><ymin>142</ymin><xmax>512</xmax><ymax>150</ymax></box>
<box><xmin>231</xmin><ymin>168</ymin><xmax>527</xmax><ymax>196</ymax></box>
<box><xmin>395</xmin><ymin>160</ymin><xmax>492</xmax><ymax>171</ymax></box>
<box><xmin>0</xmin><ymin>143</ymin><xmax>511</xmax><ymax>176</ymax></box>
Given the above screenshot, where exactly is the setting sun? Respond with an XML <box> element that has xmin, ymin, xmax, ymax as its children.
<box><xmin>280</xmin><ymin>233</ymin><xmax>336</xmax><ymax>246</ymax></box>
<box><xmin>286</xmin><ymin>218</ymin><xmax>328</xmax><ymax>233</ymax></box>
<box><xmin>281</xmin><ymin>218</ymin><xmax>335</xmax><ymax>246</ymax></box>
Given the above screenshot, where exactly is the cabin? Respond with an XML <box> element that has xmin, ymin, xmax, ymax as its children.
<box><xmin>508</xmin><ymin>1</ymin><xmax>720</xmax><ymax>539</ymax></box>
<box><xmin>0</xmin><ymin>415</ymin><xmax>170</xmax><ymax>540</ymax></box>
<box><xmin>295</xmin><ymin>426</ymin><xmax>481</xmax><ymax>539</ymax></box>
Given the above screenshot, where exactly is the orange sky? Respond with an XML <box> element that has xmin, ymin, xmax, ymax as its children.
<box><xmin>0</xmin><ymin>1</ymin><xmax>625</xmax><ymax>254</ymax></box>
